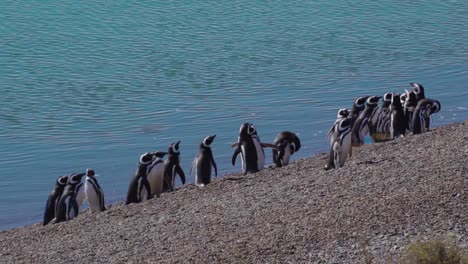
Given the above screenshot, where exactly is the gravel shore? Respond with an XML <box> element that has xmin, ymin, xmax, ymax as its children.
<box><xmin>1</xmin><ymin>121</ymin><xmax>467</xmax><ymax>263</ymax></box>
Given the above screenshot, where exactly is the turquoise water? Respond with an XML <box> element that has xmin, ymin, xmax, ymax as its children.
<box><xmin>1</xmin><ymin>1</ymin><xmax>467</xmax><ymax>230</ymax></box>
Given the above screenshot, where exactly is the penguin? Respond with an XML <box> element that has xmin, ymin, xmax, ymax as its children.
<box><xmin>403</xmin><ymin>89</ymin><xmax>418</xmax><ymax>133</ymax></box>
<box><xmin>389</xmin><ymin>93</ymin><xmax>406</xmax><ymax>139</ymax></box>
<box><xmin>84</xmin><ymin>168</ymin><xmax>106</xmax><ymax>213</ymax></box>
<box><xmin>412</xmin><ymin>98</ymin><xmax>441</xmax><ymax>134</ymax></box>
<box><xmin>351</xmin><ymin>96</ymin><xmax>381</xmax><ymax>146</ymax></box>
<box><xmin>232</xmin><ymin>123</ymin><xmax>274</xmax><ymax>174</ymax></box>
<box><xmin>410</xmin><ymin>82</ymin><xmax>426</xmax><ymax>102</ymax></box>
<box><xmin>371</xmin><ymin>93</ymin><xmax>393</xmax><ymax>142</ymax></box>
<box><xmin>191</xmin><ymin>135</ymin><xmax>218</xmax><ymax>187</ymax></box>
<box><xmin>55</xmin><ymin>172</ymin><xmax>86</xmax><ymax>223</ymax></box>
<box><xmin>125</xmin><ymin>152</ymin><xmax>155</xmax><ymax>205</ymax></box>
<box><xmin>272</xmin><ymin>131</ymin><xmax>301</xmax><ymax>167</ymax></box>
<box><xmin>324</xmin><ymin>116</ymin><xmax>353</xmax><ymax>170</ymax></box>
<box><xmin>349</xmin><ymin>96</ymin><xmax>369</xmax><ymax>126</ymax></box>
<box><xmin>146</xmin><ymin>151</ymin><xmax>168</xmax><ymax>197</ymax></box>
<box><xmin>43</xmin><ymin>175</ymin><xmax>69</xmax><ymax>226</ymax></box>
<box><xmin>163</xmin><ymin>141</ymin><xmax>186</xmax><ymax>192</ymax></box>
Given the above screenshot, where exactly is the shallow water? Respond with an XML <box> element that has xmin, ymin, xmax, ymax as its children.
<box><xmin>1</xmin><ymin>1</ymin><xmax>467</xmax><ymax>230</ymax></box>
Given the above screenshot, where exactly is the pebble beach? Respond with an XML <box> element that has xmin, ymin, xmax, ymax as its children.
<box><xmin>1</xmin><ymin>121</ymin><xmax>466</xmax><ymax>263</ymax></box>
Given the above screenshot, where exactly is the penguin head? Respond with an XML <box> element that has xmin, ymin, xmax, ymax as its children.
<box><xmin>202</xmin><ymin>135</ymin><xmax>216</xmax><ymax>147</ymax></box>
<box><xmin>239</xmin><ymin>123</ymin><xmax>251</xmax><ymax>137</ymax></box>
<box><xmin>383</xmin><ymin>93</ymin><xmax>393</xmax><ymax>102</ymax></box>
<box><xmin>247</xmin><ymin>124</ymin><xmax>257</xmax><ymax>136</ymax></box>
<box><xmin>153</xmin><ymin>151</ymin><xmax>168</xmax><ymax>158</ymax></box>
<box><xmin>410</xmin><ymin>82</ymin><xmax>425</xmax><ymax>99</ymax></box>
<box><xmin>429</xmin><ymin>100</ymin><xmax>441</xmax><ymax>114</ymax></box>
<box><xmin>68</xmin><ymin>173</ymin><xmax>85</xmax><ymax>185</ymax></box>
<box><xmin>337</xmin><ymin>108</ymin><xmax>350</xmax><ymax>119</ymax></box>
<box><xmin>86</xmin><ymin>168</ymin><xmax>95</xmax><ymax>177</ymax></box>
<box><xmin>139</xmin><ymin>152</ymin><xmax>155</xmax><ymax>165</ymax></box>
<box><xmin>56</xmin><ymin>176</ymin><xmax>69</xmax><ymax>186</ymax></box>
<box><xmin>353</xmin><ymin>96</ymin><xmax>369</xmax><ymax>111</ymax></box>
<box><xmin>391</xmin><ymin>93</ymin><xmax>403</xmax><ymax>108</ymax></box>
<box><xmin>404</xmin><ymin>89</ymin><xmax>417</xmax><ymax>107</ymax></box>
<box><xmin>169</xmin><ymin>141</ymin><xmax>181</xmax><ymax>154</ymax></box>
<box><xmin>366</xmin><ymin>96</ymin><xmax>381</xmax><ymax>106</ymax></box>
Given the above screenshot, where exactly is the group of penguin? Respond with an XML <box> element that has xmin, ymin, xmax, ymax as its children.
<box><xmin>43</xmin><ymin>124</ymin><xmax>302</xmax><ymax>225</ymax></box>
<box><xmin>325</xmin><ymin>82</ymin><xmax>441</xmax><ymax>170</ymax></box>
<box><xmin>43</xmin><ymin>169</ymin><xmax>105</xmax><ymax>226</ymax></box>
<box><xmin>43</xmin><ymin>82</ymin><xmax>440</xmax><ymax>226</ymax></box>
<box><xmin>124</xmin><ymin>124</ymin><xmax>302</xmax><ymax>205</ymax></box>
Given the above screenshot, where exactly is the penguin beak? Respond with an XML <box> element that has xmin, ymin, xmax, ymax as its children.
<box><xmin>175</xmin><ymin>141</ymin><xmax>181</xmax><ymax>146</ymax></box>
<box><xmin>211</xmin><ymin>135</ymin><xmax>216</xmax><ymax>139</ymax></box>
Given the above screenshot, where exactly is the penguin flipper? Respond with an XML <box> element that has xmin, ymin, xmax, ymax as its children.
<box><xmin>231</xmin><ymin>143</ymin><xmax>239</xmax><ymax>148</ymax></box>
<box><xmin>260</xmin><ymin>143</ymin><xmax>276</xmax><ymax>149</ymax></box>
<box><xmin>232</xmin><ymin>146</ymin><xmax>241</xmax><ymax>166</ymax></box>
<box><xmin>176</xmin><ymin>165</ymin><xmax>186</xmax><ymax>185</ymax></box>
<box><xmin>190</xmin><ymin>156</ymin><xmax>197</xmax><ymax>176</ymax></box>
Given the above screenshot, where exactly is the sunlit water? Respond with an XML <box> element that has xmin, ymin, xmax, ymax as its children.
<box><xmin>1</xmin><ymin>1</ymin><xmax>467</xmax><ymax>230</ymax></box>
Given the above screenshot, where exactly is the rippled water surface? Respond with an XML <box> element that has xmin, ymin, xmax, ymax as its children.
<box><xmin>1</xmin><ymin>1</ymin><xmax>467</xmax><ymax>230</ymax></box>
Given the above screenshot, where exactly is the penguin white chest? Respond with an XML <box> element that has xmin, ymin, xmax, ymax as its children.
<box><xmin>147</xmin><ymin>161</ymin><xmax>165</xmax><ymax>196</ymax></box>
<box><xmin>85</xmin><ymin>179</ymin><xmax>99</xmax><ymax>212</ymax></box>
<box><xmin>253</xmin><ymin>138</ymin><xmax>265</xmax><ymax>169</ymax></box>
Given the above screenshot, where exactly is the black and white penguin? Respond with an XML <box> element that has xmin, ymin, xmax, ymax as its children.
<box><xmin>272</xmin><ymin>131</ymin><xmax>301</xmax><ymax>167</ymax></box>
<box><xmin>84</xmin><ymin>169</ymin><xmax>105</xmax><ymax>213</ymax></box>
<box><xmin>125</xmin><ymin>152</ymin><xmax>155</xmax><ymax>205</ymax></box>
<box><xmin>43</xmin><ymin>175</ymin><xmax>69</xmax><ymax>226</ymax></box>
<box><xmin>412</xmin><ymin>98</ymin><xmax>441</xmax><ymax>134</ymax></box>
<box><xmin>55</xmin><ymin>172</ymin><xmax>86</xmax><ymax>223</ymax></box>
<box><xmin>410</xmin><ymin>82</ymin><xmax>426</xmax><ymax>102</ymax></box>
<box><xmin>324</xmin><ymin>112</ymin><xmax>353</xmax><ymax>170</ymax></box>
<box><xmin>371</xmin><ymin>93</ymin><xmax>393</xmax><ymax>142</ymax></box>
<box><xmin>163</xmin><ymin>141</ymin><xmax>186</xmax><ymax>192</ymax></box>
<box><xmin>403</xmin><ymin>89</ymin><xmax>418</xmax><ymax>133</ymax></box>
<box><xmin>232</xmin><ymin>123</ymin><xmax>274</xmax><ymax>174</ymax></box>
<box><xmin>389</xmin><ymin>93</ymin><xmax>406</xmax><ymax>139</ymax></box>
<box><xmin>147</xmin><ymin>151</ymin><xmax>168</xmax><ymax>197</ymax></box>
<box><xmin>191</xmin><ymin>135</ymin><xmax>218</xmax><ymax>187</ymax></box>
<box><xmin>351</xmin><ymin>96</ymin><xmax>381</xmax><ymax>146</ymax></box>
<box><xmin>349</xmin><ymin>96</ymin><xmax>369</xmax><ymax>125</ymax></box>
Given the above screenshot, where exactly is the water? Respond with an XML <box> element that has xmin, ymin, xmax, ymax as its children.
<box><xmin>1</xmin><ymin>1</ymin><xmax>467</xmax><ymax>231</ymax></box>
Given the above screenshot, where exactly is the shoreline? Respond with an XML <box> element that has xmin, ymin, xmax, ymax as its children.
<box><xmin>1</xmin><ymin>121</ymin><xmax>467</xmax><ymax>263</ymax></box>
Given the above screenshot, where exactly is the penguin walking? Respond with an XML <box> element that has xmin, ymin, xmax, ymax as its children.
<box><xmin>125</xmin><ymin>152</ymin><xmax>155</xmax><ymax>205</ymax></box>
<box><xmin>43</xmin><ymin>175</ymin><xmax>69</xmax><ymax>226</ymax></box>
<box><xmin>324</xmin><ymin>110</ymin><xmax>353</xmax><ymax>170</ymax></box>
<box><xmin>191</xmin><ymin>135</ymin><xmax>218</xmax><ymax>187</ymax></box>
<box><xmin>55</xmin><ymin>172</ymin><xmax>86</xmax><ymax>223</ymax></box>
<box><xmin>371</xmin><ymin>93</ymin><xmax>392</xmax><ymax>142</ymax></box>
<box><xmin>272</xmin><ymin>131</ymin><xmax>301</xmax><ymax>167</ymax></box>
<box><xmin>147</xmin><ymin>151</ymin><xmax>168</xmax><ymax>197</ymax></box>
<box><xmin>412</xmin><ymin>98</ymin><xmax>441</xmax><ymax>134</ymax></box>
<box><xmin>232</xmin><ymin>123</ymin><xmax>274</xmax><ymax>174</ymax></box>
<box><xmin>351</xmin><ymin>96</ymin><xmax>381</xmax><ymax>146</ymax></box>
<box><xmin>389</xmin><ymin>93</ymin><xmax>406</xmax><ymax>139</ymax></box>
<box><xmin>84</xmin><ymin>168</ymin><xmax>105</xmax><ymax>213</ymax></box>
<box><xmin>163</xmin><ymin>141</ymin><xmax>186</xmax><ymax>192</ymax></box>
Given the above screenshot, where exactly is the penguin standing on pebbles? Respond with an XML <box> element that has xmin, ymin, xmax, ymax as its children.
<box><xmin>43</xmin><ymin>175</ymin><xmax>69</xmax><ymax>226</ymax></box>
<box><xmin>324</xmin><ymin>109</ymin><xmax>353</xmax><ymax>170</ymax></box>
<box><xmin>272</xmin><ymin>131</ymin><xmax>301</xmax><ymax>168</ymax></box>
<box><xmin>390</xmin><ymin>93</ymin><xmax>406</xmax><ymax>139</ymax></box>
<box><xmin>55</xmin><ymin>172</ymin><xmax>86</xmax><ymax>223</ymax></box>
<box><xmin>412</xmin><ymin>99</ymin><xmax>441</xmax><ymax>134</ymax></box>
<box><xmin>371</xmin><ymin>93</ymin><xmax>392</xmax><ymax>142</ymax></box>
<box><xmin>351</xmin><ymin>96</ymin><xmax>381</xmax><ymax>146</ymax></box>
<box><xmin>403</xmin><ymin>89</ymin><xmax>418</xmax><ymax>133</ymax></box>
<box><xmin>84</xmin><ymin>169</ymin><xmax>106</xmax><ymax>213</ymax></box>
<box><xmin>232</xmin><ymin>123</ymin><xmax>274</xmax><ymax>174</ymax></box>
<box><xmin>191</xmin><ymin>135</ymin><xmax>218</xmax><ymax>187</ymax></box>
<box><xmin>163</xmin><ymin>141</ymin><xmax>186</xmax><ymax>192</ymax></box>
<box><xmin>125</xmin><ymin>152</ymin><xmax>155</xmax><ymax>205</ymax></box>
